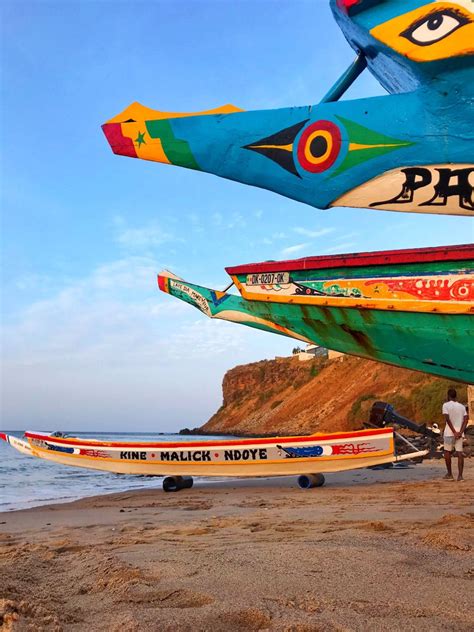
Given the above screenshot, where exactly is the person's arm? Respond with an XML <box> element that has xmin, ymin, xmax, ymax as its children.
<box><xmin>458</xmin><ymin>412</ymin><xmax>469</xmax><ymax>438</ymax></box>
<box><xmin>444</xmin><ymin>414</ymin><xmax>457</xmax><ymax>436</ymax></box>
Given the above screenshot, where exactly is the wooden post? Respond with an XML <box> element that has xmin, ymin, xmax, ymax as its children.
<box><xmin>468</xmin><ymin>385</ymin><xmax>474</xmax><ymax>425</ymax></box>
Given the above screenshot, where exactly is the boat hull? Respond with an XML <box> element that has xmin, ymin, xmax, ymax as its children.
<box><xmin>158</xmin><ymin>245</ymin><xmax>474</xmax><ymax>382</ymax></box>
<box><xmin>1</xmin><ymin>429</ymin><xmax>405</xmax><ymax>477</ymax></box>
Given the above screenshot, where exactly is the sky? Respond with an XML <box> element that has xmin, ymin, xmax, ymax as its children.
<box><xmin>1</xmin><ymin>0</ymin><xmax>473</xmax><ymax>432</ymax></box>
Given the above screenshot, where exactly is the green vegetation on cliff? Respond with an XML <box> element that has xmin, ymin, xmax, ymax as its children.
<box><xmin>200</xmin><ymin>355</ymin><xmax>468</xmax><ymax>437</ymax></box>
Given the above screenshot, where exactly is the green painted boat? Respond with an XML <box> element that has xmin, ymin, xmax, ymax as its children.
<box><xmin>158</xmin><ymin>244</ymin><xmax>474</xmax><ymax>383</ymax></box>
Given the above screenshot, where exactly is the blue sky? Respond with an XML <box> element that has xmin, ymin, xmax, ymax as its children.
<box><xmin>1</xmin><ymin>0</ymin><xmax>472</xmax><ymax>432</ymax></box>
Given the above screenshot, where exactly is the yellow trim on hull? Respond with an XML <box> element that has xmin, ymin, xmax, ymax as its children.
<box><xmin>29</xmin><ymin>447</ymin><xmax>396</xmax><ymax>477</ymax></box>
<box><xmin>106</xmin><ymin>102</ymin><xmax>244</xmax><ymax>125</ymax></box>
<box><xmin>232</xmin><ymin>277</ymin><xmax>473</xmax><ymax>314</ymax></box>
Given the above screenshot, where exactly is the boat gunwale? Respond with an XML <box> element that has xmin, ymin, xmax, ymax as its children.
<box><xmin>24</xmin><ymin>427</ymin><xmax>393</xmax><ymax>449</ymax></box>
<box><xmin>225</xmin><ymin>244</ymin><xmax>474</xmax><ymax>275</ymax></box>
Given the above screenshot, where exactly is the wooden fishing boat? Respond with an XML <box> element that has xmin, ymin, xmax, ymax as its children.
<box><xmin>102</xmin><ymin>1</ymin><xmax>474</xmax><ymax>217</ymax></box>
<box><xmin>0</xmin><ymin>427</ymin><xmax>426</xmax><ymax>491</ymax></box>
<box><xmin>158</xmin><ymin>244</ymin><xmax>474</xmax><ymax>383</ymax></box>
<box><xmin>102</xmin><ymin>0</ymin><xmax>473</xmax><ymax>382</ymax></box>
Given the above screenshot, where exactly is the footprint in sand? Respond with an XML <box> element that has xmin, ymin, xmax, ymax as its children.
<box><xmin>135</xmin><ymin>588</ymin><xmax>214</xmax><ymax>608</ymax></box>
<box><xmin>214</xmin><ymin>608</ymin><xmax>272</xmax><ymax>630</ymax></box>
<box><xmin>50</xmin><ymin>542</ymin><xmax>89</xmax><ymax>554</ymax></box>
<box><xmin>357</xmin><ymin>520</ymin><xmax>393</xmax><ymax>532</ymax></box>
<box><xmin>181</xmin><ymin>501</ymin><xmax>214</xmax><ymax>511</ymax></box>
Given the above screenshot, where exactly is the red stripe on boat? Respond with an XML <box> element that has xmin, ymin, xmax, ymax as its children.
<box><xmin>101</xmin><ymin>123</ymin><xmax>137</xmax><ymax>158</ymax></box>
<box><xmin>157</xmin><ymin>274</ymin><xmax>169</xmax><ymax>293</ymax></box>
<box><xmin>0</xmin><ymin>433</ymin><xmax>8</xmax><ymax>442</ymax></box>
<box><xmin>24</xmin><ymin>427</ymin><xmax>392</xmax><ymax>448</ymax></box>
<box><xmin>225</xmin><ymin>244</ymin><xmax>474</xmax><ymax>275</ymax></box>
<box><xmin>337</xmin><ymin>0</ymin><xmax>361</xmax><ymax>12</ymax></box>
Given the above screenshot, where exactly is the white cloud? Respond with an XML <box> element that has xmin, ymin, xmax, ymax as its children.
<box><xmin>2</xmin><ymin>257</ymin><xmax>180</xmax><ymax>367</ymax></box>
<box><xmin>321</xmin><ymin>242</ymin><xmax>357</xmax><ymax>254</ymax></box>
<box><xmin>113</xmin><ymin>216</ymin><xmax>176</xmax><ymax>251</ymax></box>
<box><xmin>226</xmin><ymin>212</ymin><xmax>247</xmax><ymax>230</ymax></box>
<box><xmin>15</xmin><ymin>273</ymin><xmax>59</xmax><ymax>292</ymax></box>
<box><xmin>337</xmin><ymin>231</ymin><xmax>360</xmax><ymax>241</ymax></box>
<box><xmin>167</xmin><ymin>318</ymin><xmax>249</xmax><ymax>360</ymax></box>
<box><xmin>293</xmin><ymin>227</ymin><xmax>335</xmax><ymax>238</ymax></box>
<box><xmin>2</xmin><ymin>255</ymin><xmax>292</xmax><ymax>431</ymax></box>
<box><xmin>281</xmin><ymin>243</ymin><xmax>310</xmax><ymax>256</ymax></box>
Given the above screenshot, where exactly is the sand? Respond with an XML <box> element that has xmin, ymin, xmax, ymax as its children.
<box><xmin>1</xmin><ymin>460</ymin><xmax>473</xmax><ymax>631</ymax></box>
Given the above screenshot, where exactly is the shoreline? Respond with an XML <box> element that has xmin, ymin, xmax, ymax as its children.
<box><xmin>1</xmin><ymin>461</ymin><xmax>473</xmax><ymax>631</ymax></box>
<box><xmin>0</xmin><ymin>457</ymin><xmax>448</xmax><ymax>515</ymax></box>
<box><xmin>0</xmin><ymin>457</ymin><xmax>453</xmax><ymax>516</ymax></box>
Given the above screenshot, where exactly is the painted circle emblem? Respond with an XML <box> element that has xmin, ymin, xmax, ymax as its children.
<box><xmin>297</xmin><ymin>120</ymin><xmax>341</xmax><ymax>173</ymax></box>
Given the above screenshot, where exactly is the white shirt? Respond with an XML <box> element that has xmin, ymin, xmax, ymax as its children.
<box><xmin>442</xmin><ymin>401</ymin><xmax>467</xmax><ymax>437</ymax></box>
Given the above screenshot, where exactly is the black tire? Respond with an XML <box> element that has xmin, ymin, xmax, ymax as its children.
<box><xmin>163</xmin><ymin>476</ymin><xmax>184</xmax><ymax>492</ymax></box>
<box><xmin>297</xmin><ymin>473</ymin><xmax>325</xmax><ymax>489</ymax></box>
<box><xmin>313</xmin><ymin>473</ymin><xmax>325</xmax><ymax>487</ymax></box>
<box><xmin>181</xmin><ymin>476</ymin><xmax>194</xmax><ymax>489</ymax></box>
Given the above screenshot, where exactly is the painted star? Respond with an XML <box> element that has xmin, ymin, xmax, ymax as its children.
<box><xmin>135</xmin><ymin>131</ymin><xmax>146</xmax><ymax>147</ymax></box>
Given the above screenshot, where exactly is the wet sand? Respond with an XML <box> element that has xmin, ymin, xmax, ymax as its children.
<box><xmin>1</xmin><ymin>460</ymin><xmax>473</xmax><ymax>631</ymax></box>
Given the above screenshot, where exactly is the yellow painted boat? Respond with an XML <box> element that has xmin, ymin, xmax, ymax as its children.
<box><xmin>1</xmin><ymin>427</ymin><xmax>426</xmax><ymax>491</ymax></box>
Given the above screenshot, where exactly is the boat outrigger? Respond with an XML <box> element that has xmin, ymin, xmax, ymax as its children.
<box><xmin>0</xmin><ymin>403</ymin><xmax>437</xmax><ymax>491</ymax></box>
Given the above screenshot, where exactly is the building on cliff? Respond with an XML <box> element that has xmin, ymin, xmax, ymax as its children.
<box><xmin>295</xmin><ymin>344</ymin><xmax>328</xmax><ymax>362</ymax></box>
<box><xmin>328</xmin><ymin>349</ymin><xmax>346</xmax><ymax>360</ymax></box>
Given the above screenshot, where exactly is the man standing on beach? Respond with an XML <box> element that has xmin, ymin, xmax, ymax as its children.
<box><xmin>442</xmin><ymin>388</ymin><xmax>468</xmax><ymax>482</ymax></box>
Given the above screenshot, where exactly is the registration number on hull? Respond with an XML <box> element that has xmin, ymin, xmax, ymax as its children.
<box><xmin>246</xmin><ymin>272</ymin><xmax>290</xmax><ymax>286</ymax></box>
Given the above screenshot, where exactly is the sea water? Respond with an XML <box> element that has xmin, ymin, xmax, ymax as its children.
<box><xmin>0</xmin><ymin>431</ymin><xmax>229</xmax><ymax>512</ymax></box>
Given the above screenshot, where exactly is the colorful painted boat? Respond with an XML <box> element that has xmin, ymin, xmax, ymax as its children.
<box><xmin>0</xmin><ymin>429</ymin><xmax>424</xmax><ymax>484</ymax></box>
<box><xmin>102</xmin><ymin>1</ymin><xmax>473</xmax><ymax>216</ymax></box>
<box><xmin>101</xmin><ymin>0</ymin><xmax>473</xmax><ymax>382</ymax></box>
<box><xmin>158</xmin><ymin>244</ymin><xmax>474</xmax><ymax>383</ymax></box>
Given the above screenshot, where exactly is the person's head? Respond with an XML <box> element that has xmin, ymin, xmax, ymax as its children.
<box><xmin>447</xmin><ymin>388</ymin><xmax>457</xmax><ymax>401</ymax></box>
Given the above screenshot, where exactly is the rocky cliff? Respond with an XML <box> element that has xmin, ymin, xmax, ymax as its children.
<box><xmin>201</xmin><ymin>355</ymin><xmax>467</xmax><ymax>436</ymax></box>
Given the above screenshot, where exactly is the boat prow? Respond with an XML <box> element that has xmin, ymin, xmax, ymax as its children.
<box><xmin>1</xmin><ymin>433</ymin><xmax>33</xmax><ymax>457</ymax></box>
<box><xmin>157</xmin><ymin>271</ymin><xmax>314</xmax><ymax>344</ymax></box>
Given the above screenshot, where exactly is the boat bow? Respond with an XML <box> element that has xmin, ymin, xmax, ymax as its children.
<box><xmin>102</xmin><ymin>2</ymin><xmax>474</xmax><ymax>216</ymax></box>
<box><xmin>157</xmin><ymin>271</ymin><xmax>314</xmax><ymax>344</ymax></box>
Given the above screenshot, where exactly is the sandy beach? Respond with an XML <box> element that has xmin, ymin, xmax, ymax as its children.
<box><xmin>1</xmin><ymin>460</ymin><xmax>473</xmax><ymax>632</ymax></box>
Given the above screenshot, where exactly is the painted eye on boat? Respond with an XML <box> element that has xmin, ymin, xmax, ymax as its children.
<box><xmin>401</xmin><ymin>10</ymin><xmax>470</xmax><ymax>46</ymax></box>
<box><xmin>297</xmin><ymin>121</ymin><xmax>342</xmax><ymax>173</ymax></box>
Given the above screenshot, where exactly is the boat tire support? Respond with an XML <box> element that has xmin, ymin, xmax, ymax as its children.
<box><xmin>297</xmin><ymin>473</ymin><xmax>325</xmax><ymax>489</ymax></box>
<box><xmin>162</xmin><ymin>476</ymin><xmax>194</xmax><ymax>492</ymax></box>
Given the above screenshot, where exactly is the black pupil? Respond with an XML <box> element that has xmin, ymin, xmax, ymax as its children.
<box><xmin>310</xmin><ymin>135</ymin><xmax>328</xmax><ymax>158</ymax></box>
<box><xmin>427</xmin><ymin>15</ymin><xmax>443</xmax><ymax>31</ymax></box>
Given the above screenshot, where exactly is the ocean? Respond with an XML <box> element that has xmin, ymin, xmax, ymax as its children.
<box><xmin>0</xmin><ymin>431</ymin><xmax>229</xmax><ymax>512</ymax></box>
